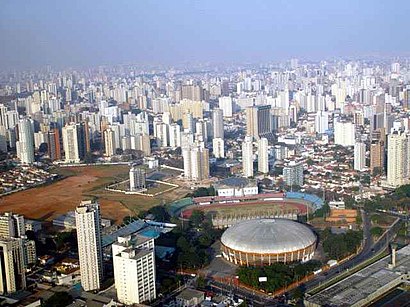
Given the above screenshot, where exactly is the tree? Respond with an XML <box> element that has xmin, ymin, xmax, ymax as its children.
<box><xmin>190</xmin><ymin>210</ymin><xmax>205</xmax><ymax>228</ymax></box>
<box><xmin>83</xmin><ymin>152</ymin><xmax>94</xmax><ymax>164</ymax></box>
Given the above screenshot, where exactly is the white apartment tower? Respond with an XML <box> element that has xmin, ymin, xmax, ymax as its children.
<box><xmin>75</xmin><ymin>200</ymin><xmax>104</xmax><ymax>292</ymax></box>
<box><xmin>334</xmin><ymin>120</ymin><xmax>355</xmax><ymax>147</ymax></box>
<box><xmin>258</xmin><ymin>137</ymin><xmax>269</xmax><ymax>174</ymax></box>
<box><xmin>169</xmin><ymin>123</ymin><xmax>181</xmax><ymax>148</ymax></box>
<box><xmin>104</xmin><ymin>128</ymin><xmax>116</xmax><ymax>157</ymax></box>
<box><xmin>113</xmin><ymin>235</ymin><xmax>156</xmax><ymax>305</ymax></box>
<box><xmin>242</xmin><ymin>136</ymin><xmax>254</xmax><ymax>178</ymax></box>
<box><xmin>387</xmin><ymin>130</ymin><xmax>409</xmax><ymax>187</ymax></box>
<box><xmin>129</xmin><ymin>167</ymin><xmax>146</xmax><ymax>191</ymax></box>
<box><xmin>354</xmin><ymin>142</ymin><xmax>366</xmax><ymax>171</ymax></box>
<box><xmin>0</xmin><ymin>238</ymin><xmax>26</xmax><ymax>295</ymax></box>
<box><xmin>218</xmin><ymin>97</ymin><xmax>233</xmax><ymax>117</ymax></box>
<box><xmin>314</xmin><ymin>111</ymin><xmax>329</xmax><ymax>134</ymax></box>
<box><xmin>62</xmin><ymin>123</ymin><xmax>81</xmax><ymax>163</ymax></box>
<box><xmin>182</xmin><ymin>142</ymin><xmax>209</xmax><ymax>181</ymax></box>
<box><xmin>16</xmin><ymin>118</ymin><xmax>34</xmax><ymax>164</ymax></box>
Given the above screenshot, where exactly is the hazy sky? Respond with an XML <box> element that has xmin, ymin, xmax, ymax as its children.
<box><xmin>1</xmin><ymin>0</ymin><xmax>409</xmax><ymax>70</ymax></box>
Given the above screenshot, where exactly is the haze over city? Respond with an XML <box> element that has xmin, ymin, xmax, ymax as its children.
<box><xmin>1</xmin><ymin>0</ymin><xmax>410</xmax><ymax>69</ymax></box>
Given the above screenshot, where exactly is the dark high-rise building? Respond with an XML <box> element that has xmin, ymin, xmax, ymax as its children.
<box><xmin>47</xmin><ymin>128</ymin><xmax>61</xmax><ymax>161</ymax></box>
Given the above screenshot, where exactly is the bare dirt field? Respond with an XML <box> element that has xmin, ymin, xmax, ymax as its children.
<box><xmin>0</xmin><ymin>165</ymin><xmax>156</xmax><ymax>224</ymax></box>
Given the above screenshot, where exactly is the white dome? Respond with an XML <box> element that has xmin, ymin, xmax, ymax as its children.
<box><xmin>221</xmin><ymin>218</ymin><xmax>316</xmax><ymax>254</ymax></box>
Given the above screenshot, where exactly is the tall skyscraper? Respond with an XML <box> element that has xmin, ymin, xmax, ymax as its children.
<box><xmin>47</xmin><ymin>128</ymin><xmax>61</xmax><ymax>161</ymax></box>
<box><xmin>242</xmin><ymin>136</ymin><xmax>254</xmax><ymax>178</ymax></box>
<box><xmin>283</xmin><ymin>161</ymin><xmax>304</xmax><ymax>187</ymax></box>
<box><xmin>387</xmin><ymin>130</ymin><xmax>409</xmax><ymax>187</ymax></box>
<box><xmin>129</xmin><ymin>167</ymin><xmax>146</xmax><ymax>191</ymax></box>
<box><xmin>169</xmin><ymin>123</ymin><xmax>181</xmax><ymax>148</ymax></box>
<box><xmin>62</xmin><ymin>123</ymin><xmax>88</xmax><ymax>163</ymax></box>
<box><xmin>0</xmin><ymin>238</ymin><xmax>26</xmax><ymax>295</ymax></box>
<box><xmin>182</xmin><ymin>142</ymin><xmax>209</xmax><ymax>181</ymax></box>
<box><xmin>0</xmin><ymin>213</ymin><xmax>25</xmax><ymax>238</ymax></box>
<box><xmin>258</xmin><ymin>137</ymin><xmax>269</xmax><ymax>174</ymax></box>
<box><xmin>354</xmin><ymin>142</ymin><xmax>366</xmax><ymax>171</ymax></box>
<box><xmin>370</xmin><ymin>140</ymin><xmax>385</xmax><ymax>175</ymax></box>
<box><xmin>104</xmin><ymin>128</ymin><xmax>116</xmax><ymax>157</ymax></box>
<box><xmin>212</xmin><ymin>109</ymin><xmax>224</xmax><ymax>139</ymax></box>
<box><xmin>334</xmin><ymin>120</ymin><xmax>355</xmax><ymax>147</ymax></box>
<box><xmin>16</xmin><ymin>118</ymin><xmax>34</xmax><ymax>164</ymax></box>
<box><xmin>246</xmin><ymin>105</ymin><xmax>272</xmax><ymax>140</ymax></box>
<box><xmin>75</xmin><ymin>200</ymin><xmax>104</xmax><ymax>292</ymax></box>
<box><xmin>113</xmin><ymin>235</ymin><xmax>156</xmax><ymax>305</ymax></box>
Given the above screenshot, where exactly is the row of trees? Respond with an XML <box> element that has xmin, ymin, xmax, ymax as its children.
<box><xmin>237</xmin><ymin>260</ymin><xmax>321</xmax><ymax>293</ymax></box>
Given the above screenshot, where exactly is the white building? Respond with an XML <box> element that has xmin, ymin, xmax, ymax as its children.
<box><xmin>169</xmin><ymin>123</ymin><xmax>181</xmax><ymax>148</ymax></box>
<box><xmin>314</xmin><ymin>111</ymin><xmax>329</xmax><ymax>134</ymax></box>
<box><xmin>62</xmin><ymin>123</ymin><xmax>81</xmax><ymax>163</ymax></box>
<box><xmin>75</xmin><ymin>201</ymin><xmax>103</xmax><ymax>292</ymax></box>
<box><xmin>334</xmin><ymin>120</ymin><xmax>355</xmax><ymax>147</ymax></box>
<box><xmin>258</xmin><ymin>137</ymin><xmax>269</xmax><ymax>174</ymax></box>
<box><xmin>104</xmin><ymin>128</ymin><xmax>116</xmax><ymax>157</ymax></box>
<box><xmin>182</xmin><ymin>142</ymin><xmax>209</xmax><ymax>181</ymax></box>
<box><xmin>387</xmin><ymin>130</ymin><xmax>409</xmax><ymax>187</ymax></box>
<box><xmin>242</xmin><ymin>136</ymin><xmax>254</xmax><ymax>178</ymax></box>
<box><xmin>354</xmin><ymin>142</ymin><xmax>366</xmax><ymax>171</ymax></box>
<box><xmin>283</xmin><ymin>161</ymin><xmax>304</xmax><ymax>187</ymax></box>
<box><xmin>0</xmin><ymin>238</ymin><xmax>26</xmax><ymax>295</ymax></box>
<box><xmin>214</xmin><ymin>177</ymin><xmax>258</xmax><ymax>197</ymax></box>
<box><xmin>218</xmin><ymin>97</ymin><xmax>233</xmax><ymax>117</ymax></box>
<box><xmin>16</xmin><ymin>118</ymin><xmax>34</xmax><ymax>164</ymax></box>
<box><xmin>212</xmin><ymin>138</ymin><xmax>225</xmax><ymax>159</ymax></box>
<box><xmin>113</xmin><ymin>235</ymin><xmax>156</xmax><ymax>305</ymax></box>
<box><xmin>129</xmin><ymin>167</ymin><xmax>146</xmax><ymax>191</ymax></box>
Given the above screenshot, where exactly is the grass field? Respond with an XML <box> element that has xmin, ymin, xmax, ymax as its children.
<box><xmin>0</xmin><ymin>165</ymin><xmax>162</xmax><ymax>224</ymax></box>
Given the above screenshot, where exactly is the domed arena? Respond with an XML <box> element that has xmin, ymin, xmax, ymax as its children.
<box><xmin>220</xmin><ymin>219</ymin><xmax>316</xmax><ymax>266</ymax></box>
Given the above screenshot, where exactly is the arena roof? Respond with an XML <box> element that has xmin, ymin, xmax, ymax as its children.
<box><xmin>221</xmin><ymin>218</ymin><xmax>316</xmax><ymax>254</ymax></box>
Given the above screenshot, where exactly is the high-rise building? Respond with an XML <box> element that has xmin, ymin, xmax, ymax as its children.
<box><xmin>62</xmin><ymin>123</ymin><xmax>88</xmax><ymax>163</ymax></box>
<box><xmin>354</xmin><ymin>142</ymin><xmax>366</xmax><ymax>171</ymax></box>
<box><xmin>16</xmin><ymin>118</ymin><xmax>34</xmax><ymax>164</ymax></box>
<box><xmin>104</xmin><ymin>128</ymin><xmax>116</xmax><ymax>157</ymax></box>
<box><xmin>169</xmin><ymin>123</ymin><xmax>181</xmax><ymax>148</ymax></box>
<box><xmin>246</xmin><ymin>105</ymin><xmax>272</xmax><ymax>140</ymax></box>
<box><xmin>314</xmin><ymin>111</ymin><xmax>329</xmax><ymax>134</ymax></box>
<box><xmin>182</xmin><ymin>112</ymin><xmax>194</xmax><ymax>133</ymax></box>
<box><xmin>218</xmin><ymin>97</ymin><xmax>233</xmax><ymax>117</ymax></box>
<box><xmin>370</xmin><ymin>140</ymin><xmax>385</xmax><ymax>175</ymax></box>
<box><xmin>258</xmin><ymin>137</ymin><xmax>269</xmax><ymax>174</ymax></box>
<box><xmin>242</xmin><ymin>136</ymin><xmax>254</xmax><ymax>178</ymax></box>
<box><xmin>130</xmin><ymin>133</ymin><xmax>151</xmax><ymax>156</ymax></box>
<box><xmin>0</xmin><ymin>238</ymin><xmax>26</xmax><ymax>295</ymax></box>
<box><xmin>283</xmin><ymin>161</ymin><xmax>304</xmax><ymax>187</ymax></box>
<box><xmin>113</xmin><ymin>235</ymin><xmax>156</xmax><ymax>305</ymax></box>
<box><xmin>387</xmin><ymin>130</ymin><xmax>409</xmax><ymax>187</ymax></box>
<box><xmin>212</xmin><ymin>138</ymin><xmax>225</xmax><ymax>159</ymax></box>
<box><xmin>182</xmin><ymin>142</ymin><xmax>209</xmax><ymax>181</ymax></box>
<box><xmin>334</xmin><ymin>120</ymin><xmax>355</xmax><ymax>147</ymax></box>
<box><xmin>75</xmin><ymin>200</ymin><xmax>104</xmax><ymax>291</ymax></box>
<box><xmin>47</xmin><ymin>128</ymin><xmax>61</xmax><ymax>161</ymax></box>
<box><xmin>129</xmin><ymin>167</ymin><xmax>146</xmax><ymax>191</ymax></box>
<box><xmin>0</xmin><ymin>213</ymin><xmax>25</xmax><ymax>238</ymax></box>
<box><xmin>212</xmin><ymin>109</ymin><xmax>224</xmax><ymax>139</ymax></box>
